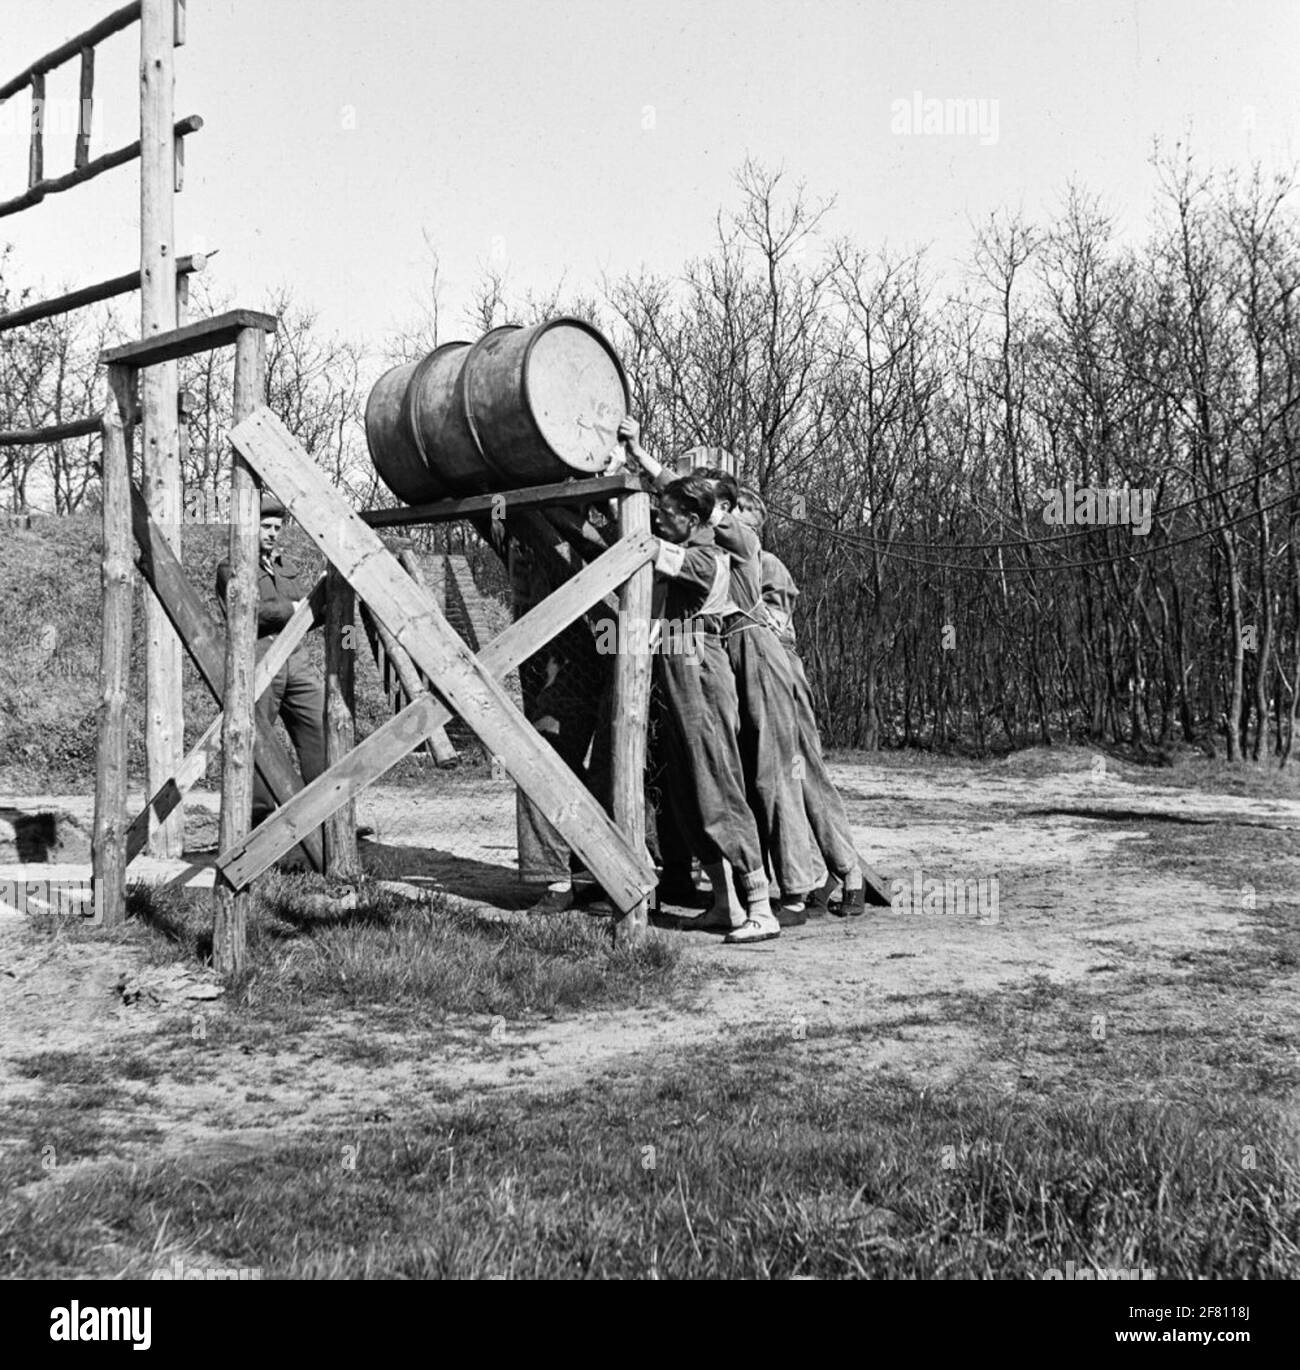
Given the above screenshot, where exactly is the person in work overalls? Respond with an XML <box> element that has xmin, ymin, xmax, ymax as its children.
<box><xmin>626</xmin><ymin>461</ymin><xmax>781</xmax><ymax>944</ymax></box>
<box><xmin>618</xmin><ymin>420</ymin><xmax>820</xmax><ymax>926</ymax></box>
<box><xmin>736</xmin><ymin>486</ymin><xmax>890</xmax><ymax>916</ymax></box>
<box><xmin>215</xmin><ymin>494</ymin><xmax>326</xmax><ymax>843</ymax></box>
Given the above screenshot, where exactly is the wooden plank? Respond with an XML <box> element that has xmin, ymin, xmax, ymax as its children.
<box><xmin>129</xmin><ymin>481</ymin><xmax>324</xmax><ymax>870</ymax></box>
<box><xmin>0</xmin><ymin>254</ymin><xmax>207</xmax><ymax>335</ymax></box>
<box><xmin>545</xmin><ymin>504</ymin><xmax>615</xmax><ymax>559</ymax></box>
<box><xmin>395</xmin><ymin>550</ymin><xmax>458</xmax><ymax>765</ymax></box>
<box><xmin>0</xmin><ymin>115</ymin><xmax>202</xmax><ymax>220</ymax></box>
<box><xmin>75</xmin><ymin>46</ymin><xmax>94</xmax><ymax>170</ymax></box>
<box><xmin>28</xmin><ymin>73</ymin><xmax>44</xmax><ymax>188</ymax></box>
<box><xmin>323</xmin><ymin>565</ymin><xmax>359</xmax><ymax>877</ymax></box>
<box><xmin>214</xmin><ymin>325</ymin><xmax>267</xmax><ymax>973</ymax></box>
<box><xmin>360</xmin><ymin>472</ymin><xmax>642</xmax><ymax>528</ymax></box>
<box><xmin>611</xmin><ymin>488</ymin><xmax>654</xmax><ymax>943</ymax></box>
<box><xmin>0</xmin><ymin>412</ymin><xmax>132</xmax><ymax>448</ymax></box>
<box><xmin>140</xmin><ymin>0</ymin><xmax>183</xmax><ymax>860</ymax></box>
<box><xmin>125</xmin><ymin>578</ymin><xmax>324</xmax><ymax>863</ymax></box>
<box><xmin>218</xmin><ymin>528</ymin><xmax>657</xmax><ymax>891</ymax></box>
<box><xmin>91</xmin><ymin>367</ymin><xmax>135</xmax><ymax>927</ymax></box>
<box><xmin>360</xmin><ymin>600</ymin><xmax>447</xmax><ymax>765</ymax></box>
<box><xmin>0</xmin><ymin>3</ymin><xmax>142</xmax><ymax>101</ymax></box>
<box><xmin>100</xmin><ymin>307</ymin><xmax>276</xmax><ymax>368</ymax></box>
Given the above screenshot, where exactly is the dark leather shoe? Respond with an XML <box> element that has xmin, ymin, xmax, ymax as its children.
<box><xmin>526</xmin><ymin>887</ymin><xmax>574</xmax><ymax>915</ymax></box>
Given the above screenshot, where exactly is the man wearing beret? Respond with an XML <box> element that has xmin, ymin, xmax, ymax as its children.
<box><xmin>215</xmin><ymin>495</ymin><xmax>326</xmax><ymax>837</ymax></box>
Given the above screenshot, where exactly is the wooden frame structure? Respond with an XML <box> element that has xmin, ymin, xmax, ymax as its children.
<box><xmin>210</xmin><ymin>413</ymin><xmax>659</xmax><ymax>960</ymax></box>
<box><xmin>1</xmin><ymin>0</ymin><xmax>203</xmax><ymax>865</ymax></box>
<box><xmin>9</xmin><ymin>4</ymin><xmax>660</xmax><ymax>969</ymax></box>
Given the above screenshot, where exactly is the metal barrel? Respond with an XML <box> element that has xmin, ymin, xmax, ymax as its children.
<box><xmin>464</xmin><ymin>318</ymin><xmax>629</xmax><ymax>488</ymax></box>
<box><xmin>364</xmin><ymin>359</ymin><xmax>431</xmax><ymax>504</ymax></box>
<box><xmin>403</xmin><ymin>340</ymin><xmax>478</xmax><ymax>496</ymax></box>
<box><xmin>365</xmin><ymin>317</ymin><xmax>630</xmax><ymax>501</ymax></box>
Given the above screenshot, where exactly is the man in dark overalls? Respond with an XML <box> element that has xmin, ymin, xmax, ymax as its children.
<box><xmin>215</xmin><ymin>495</ymin><xmax>326</xmax><ymax>834</ymax></box>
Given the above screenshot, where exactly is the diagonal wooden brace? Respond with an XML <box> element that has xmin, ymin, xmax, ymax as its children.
<box><xmin>224</xmin><ymin>406</ymin><xmax>656</xmax><ymax>909</ymax></box>
<box><xmin>124</xmin><ymin>575</ymin><xmax>326</xmax><ymax>864</ymax></box>
<box><xmin>218</xmin><ymin>525</ymin><xmax>657</xmax><ymax>892</ymax></box>
<box><xmin>129</xmin><ymin>483</ymin><xmax>325</xmax><ymax>871</ymax></box>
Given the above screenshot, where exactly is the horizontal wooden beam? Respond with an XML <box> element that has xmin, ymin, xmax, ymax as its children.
<box><xmin>0</xmin><ymin>401</ymin><xmax>145</xmax><ymax>449</ymax></box>
<box><xmin>217</xmin><ymin>529</ymin><xmax>656</xmax><ymax>890</ymax></box>
<box><xmin>0</xmin><ymin>114</ymin><xmax>202</xmax><ymax>220</ymax></box>
<box><xmin>101</xmin><ymin>308</ymin><xmax>278</xmax><ymax>369</ymax></box>
<box><xmin>360</xmin><ymin>471</ymin><xmax>643</xmax><ymax>528</ymax></box>
<box><xmin>0</xmin><ymin>253</ymin><xmax>209</xmax><ymax>335</ymax></box>
<box><xmin>0</xmin><ymin>3</ymin><xmax>142</xmax><ymax>102</ymax></box>
<box><xmin>0</xmin><ymin>415</ymin><xmax>104</xmax><ymax>448</ymax></box>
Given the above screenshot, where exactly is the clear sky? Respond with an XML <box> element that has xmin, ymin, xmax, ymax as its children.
<box><xmin>1</xmin><ymin>0</ymin><xmax>1297</xmax><ymax>351</ymax></box>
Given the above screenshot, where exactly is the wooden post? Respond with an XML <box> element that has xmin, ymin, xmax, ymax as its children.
<box><xmin>140</xmin><ymin>0</ymin><xmax>184</xmax><ymax>859</ymax></box>
<box><xmin>611</xmin><ymin>486</ymin><xmax>654</xmax><ymax>943</ymax></box>
<box><xmin>93</xmin><ymin>365</ymin><xmax>135</xmax><ymax>927</ymax></box>
<box><xmin>76</xmin><ymin>47</ymin><xmax>94</xmax><ymax>171</ymax></box>
<box><xmin>213</xmin><ymin>326</ymin><xmax>265</xmax><ymax>975</ymax></box>
<box><xmin>28</xmin><ymin>73</ymin><xmax>45</xmax><ymax>188</ymax></box>
<box><xmin>323</xmin><ymin>566</ymin><xmax>360</xmax><ymax>877</ymax></box>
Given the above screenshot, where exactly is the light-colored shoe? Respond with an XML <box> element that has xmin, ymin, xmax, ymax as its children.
<box><xmin>724</xmin><ymin>917</ymin><xmax>780</xmax><ymax>945</ymax></box>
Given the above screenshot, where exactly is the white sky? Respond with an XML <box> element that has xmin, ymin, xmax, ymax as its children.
<box><xmin>1</xmin><ymin>0</ymin><xmax>1298</xmax><ymax>352</ymax></box>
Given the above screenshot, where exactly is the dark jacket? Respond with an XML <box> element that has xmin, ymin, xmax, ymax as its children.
<box><xmin>215</xmin><ymin>552</ymin><xmax>317</xmax><ymax>647</ymax></box>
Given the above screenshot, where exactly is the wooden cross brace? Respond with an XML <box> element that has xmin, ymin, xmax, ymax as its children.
<box><xmin>123</xmin><ymin>575</ymin><xmax>327</xmax><ymax>865</ymax></box>
<box><xmin>129</xmin><ymin>482</ymin><xmax>325</xmax><ymax>871</ymax></box>
<box><xmin>221</xmin><ymin>407</ymin><xmax>657</xmax><ymax>913</ymax></box>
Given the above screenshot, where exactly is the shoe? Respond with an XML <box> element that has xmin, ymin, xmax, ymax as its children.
<box><xmin>776</xmin><ymin>903</ymin><xmax>808</xmax><ymax>928</ymax></box>
<box><xmin>724</xmin><ymin>917</ymin><xmax>780</xmax><ymax>945</ymax></box>
<box><xmin>804</xmin><ymin>890</ymin><xmax>831</xmax><ymax>919</ymax></box>
<box><xmin>841</xmin><ymin>884</ymin><xmax>867</xmax><ymax>917</ymax></box>
<box><xmin>525</xmin><ymin>887</ymin><xmax>574</xmax><ymax>915</ymax></box>
<box><xmin>356</xmin><ymin>823</ymin><xmax>375</xmax><ymax>840</ymax></box>
<box><xmin>692</xmin><ymin>905</ymin><xmax>745</xmax><ymax>932</ymax></box>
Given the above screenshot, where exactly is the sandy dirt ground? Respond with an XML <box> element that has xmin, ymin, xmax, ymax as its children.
<box><xmin>2</xmin><ymin>750</ymin><xmax>1298</xmax><ymax>1179</ymax></box>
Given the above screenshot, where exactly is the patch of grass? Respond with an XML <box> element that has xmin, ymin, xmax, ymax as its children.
<box><xmin>2</xmin><ymin>1047</ymin><xmax>1295</xmax><ymax>1279</ymax></box>
<box><xmin>121</xmin><ymin>876</ymin><xmax>711</xmax><ymax>1025</ymax></box>
<box><xmin>12</xmin><ymin>1049</ymin><xmax>162</xmax><ymax>1087</ymax></box>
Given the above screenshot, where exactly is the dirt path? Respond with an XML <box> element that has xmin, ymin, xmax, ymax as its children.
<box><xmin>3</xmin><ymin>750</ymin><xmax>1298</xmax><ymax>1173</ymax></box>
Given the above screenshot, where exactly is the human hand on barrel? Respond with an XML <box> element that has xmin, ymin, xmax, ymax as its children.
<box><xmin>617</xmin><ymin>416</ymin><xmax>645</xmax><ymax>459</ymax></box>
